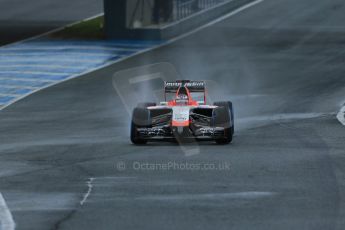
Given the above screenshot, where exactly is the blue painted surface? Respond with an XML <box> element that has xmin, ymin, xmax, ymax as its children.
<box><xmin>0</xmin><ymin>96</ymin><xmax>16</xmax><ymax>104</ymax></box>
<box><xmin>0</xmin><ymin>60</ymin><xmax>108</xmax><ymax>67</ymax></box>
<box><xmin>0</xmin><ymin>66</ymin><xmax>88</xmax><ymax>74</ymax></box>
<box><xmin>0</xmin><ymin>39</ymin><xmax>163</xmax><ymax>108</ymax></box>
<box><xmin>0</xmin><ymin>73</ymin><xmax>70</xmax><ymax>81</ymax></box>
<box><xmin>0</xmin><ymin>87</ymin><xmax>31</xmax><ymax>95</ymax></box>
<box><xmin>0</xmin><ymin>79</ymin><xmax>49</xmax><ymax>87</ymax></box>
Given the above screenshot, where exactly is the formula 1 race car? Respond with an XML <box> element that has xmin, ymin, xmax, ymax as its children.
<box><xmin>130</xmin><ymin>80</ymin><xmax>234</xmax><ymax>145</ymax></box>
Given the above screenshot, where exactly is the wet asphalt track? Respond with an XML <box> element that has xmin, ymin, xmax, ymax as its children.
<box><xmin>1</xmin><ymin>0</ymin><xmax>345</xmax><ymax>229</ymax></box>
<box><xmin>0</xmin><ymin>0</ymin><xmax>103</xmax><ymax>45</ymax></box>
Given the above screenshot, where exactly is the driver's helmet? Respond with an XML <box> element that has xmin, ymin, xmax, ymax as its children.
<box><xmin>175</xmin><ymin>94</ymin><xmax>189</xmax><ymax>105</ymax></box>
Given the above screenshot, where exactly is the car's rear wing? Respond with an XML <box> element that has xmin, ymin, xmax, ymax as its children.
<box><xmin>164</xmin><ymin>80</ymin><xmax>206</xmax><ymax>104</ymax></box>
<box><xmin>164</xmin><ymin>80</ymin><xmax>205</xmax><ymax>93</ymax></box>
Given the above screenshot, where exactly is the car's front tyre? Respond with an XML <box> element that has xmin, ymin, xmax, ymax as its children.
<box><xmin>130</xmin><ymin>107</ymin><xmax>151</xmax><ymax>145</ymax></box>
<box><xmin>213</xmin><ymin>101</ymin><xmax>234</xmax><ymax>144</ymax></box>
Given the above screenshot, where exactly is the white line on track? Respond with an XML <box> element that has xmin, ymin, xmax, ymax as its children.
<box><xmin>138</xmin><ymin>191</ymin><xmax>275</xmax><ymax>201</ymax></box>
<box><xmin>0</xmin><ymin>0</ymin><xmax>264</xmax><ymax>111</ymax></box>
<box><xmin>0</xmin><ymin>193</ymin><xmax>15</xmax><ymax>230</ymax></box>
<box><xmin>80</xmin><ymin>178</ymin><xmax>94</xmax><ymax>206</ymax></box>
<box><xmin>337</xmin><ymin>105</ymin><xmax>345</xmax><ymax>126</ymax></box>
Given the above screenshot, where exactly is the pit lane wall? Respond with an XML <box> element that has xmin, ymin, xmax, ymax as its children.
<box><xmin>104</xmin><ymin>0</ymin><xmax>256</xmax><ymax>40</ymax></box>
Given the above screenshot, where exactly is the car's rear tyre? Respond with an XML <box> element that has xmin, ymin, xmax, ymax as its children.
<box><xmin>213</xmin><ymin>101</ymin><xmax>234</xmax><ymax>144</ymax></box>
<box><xmin>130</xmin><ymin>107</ymin><xmax>151</xmax><ymax>145</ymax></box>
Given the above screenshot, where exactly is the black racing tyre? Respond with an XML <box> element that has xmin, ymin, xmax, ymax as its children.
<box><xmin>213</xmin><ymin>101</ymin><xmax>234</xmax><ymax>144</ymax></box>
<box><xmin>137</xmin><ymin>102</ymin><xmax>156</xmax><ymax>108</ymax></box>
<box><xmin>130</xmin><ymin>107</ymin><xmax>151</xmax><ymax>145</ymax></box>
<box><xmin>214</xmin><ymin>101</ymin><xmax>234</xmax><ymax>133</ymax></box>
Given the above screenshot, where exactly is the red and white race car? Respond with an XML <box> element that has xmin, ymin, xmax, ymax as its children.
<box><xmin>130</xmin><ymin>80</ymin><xmax>234</xmax><ymax>144</ymax></box>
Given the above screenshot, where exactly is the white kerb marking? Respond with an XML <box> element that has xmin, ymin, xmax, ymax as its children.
<box><xmin>0</xmin><ymin>193</ymin><xmax>15</xmax><ymax>230</ymax></box>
